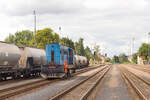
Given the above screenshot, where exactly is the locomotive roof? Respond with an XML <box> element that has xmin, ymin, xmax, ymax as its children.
<box><xmin>47</xmin><ymin>43</ymin><xmax>74</xmax><ymax>50</ymax></box>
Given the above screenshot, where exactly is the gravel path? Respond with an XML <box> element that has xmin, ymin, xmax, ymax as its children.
<box><xmin>93</xmin><ymin>65</ymin><xmax>131</xmax><ymax>100</ymax></box>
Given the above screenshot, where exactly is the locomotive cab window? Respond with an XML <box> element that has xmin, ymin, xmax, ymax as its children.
<box><xmin>51</xmin><ymin>51</ymin><xmax>54</xmax><ymax>62</ymax></box>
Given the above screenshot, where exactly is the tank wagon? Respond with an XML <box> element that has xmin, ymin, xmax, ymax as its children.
<box><xmin>18</xmin><ymin>46</ymin><xmax>47</xmax><ymax>77</ymax></box>
<box><xmin>41</xmin><ymin>43</ymin><xmax>89</xmax><ymax>79</ymax></box>
<box><xmin>0</xmin><ymin>41</ymin><xmax>47</xmax><ymax>80</ymax></box>
<box><xmin>74</xmin><ymin>55</ymin><xmax>88</xmax><ymax>68</ymax></box>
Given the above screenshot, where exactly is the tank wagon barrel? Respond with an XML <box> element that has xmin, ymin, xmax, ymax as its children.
<box><xmin>0</xmin><ymin>42</ymin><xmax>21</xmax><ymax>67</ymax></box>
<box><xmin>0</xmin><ymin>42</ymin><xmax>21</xmax><ymax>80</ymax></box>
<box><xmin>74</xmin><ymin>55</ymin><xmax>88</xmax><ymax>68</ymax></box>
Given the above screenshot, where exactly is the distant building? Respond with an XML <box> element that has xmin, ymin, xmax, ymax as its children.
<box><xmin>128</xmin><ymin>55</ymin><xmax>133</xmax><ymax>62</ymax></box>
<box><xmin>99</xmin><ymin>54</ymin><xmax>106</xmax><ymax>64</ymax></box>
<box><xmin>137</xmin><ymin>56</ymin><xmax>145</xmax><ymax>65</ymax></box>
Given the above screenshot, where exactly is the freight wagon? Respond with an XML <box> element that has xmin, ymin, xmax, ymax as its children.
<box><xmin>74</xmin><ymin>55</ymin><xmax>88</xmax><ymax>68</ymax></box>
<box><xmin>0</xmin><ymin>41</ymin><xmax>47</xmax><ymax>80</ymax></box>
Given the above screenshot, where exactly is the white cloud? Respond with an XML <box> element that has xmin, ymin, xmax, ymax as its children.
<box><xmin>0</xmin><ymin>0</ymin><xmax>85</xmax><ymax>16</ymax></box>
<box><xmin>0</xmin><ymin>0</ymin><xmax>149</xmax><ymax>57</ymax></box>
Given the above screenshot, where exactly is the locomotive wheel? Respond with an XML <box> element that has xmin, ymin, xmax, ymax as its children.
<box><xmin>67</xmin><ymin>69</ymin><xmax>71</xmax><ymax>77</ymax></box>
<box><xmin>62</xmin><ymin>74</ymin><xmax>68</xmax><ymax>79</ymax></box>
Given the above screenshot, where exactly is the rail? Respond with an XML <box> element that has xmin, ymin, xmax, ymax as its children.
<box><xmin>49</xmin><ymin>65</ymin><xmax>110</xmax><ymax>100</ymax></box>
<box><xmin>0</xmin><ymin>65</ymin><xmax>104</xmax><ymax>99</ymax></box>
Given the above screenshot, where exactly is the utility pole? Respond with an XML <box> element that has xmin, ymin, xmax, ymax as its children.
<box><xmin>128</xmin><ymin>41</ymin><xmax>130</xmax><ymax>56</ymax></box>
<box><xmin>130</xmin><ymin>37</ymin><xmax>134</xmax><ymax>56</ymax></box>
<box><xmin>148</xmin><ymin>32</ymin><xmax>150</xmax><ymax>64</ymax></box>
<box><xmin>130</xmin><ymin>39</ymin><xmax>132</xmax><ymax>56</ymax></box>
<box><xmin>59</xmin><ymin>26</ymin><xmax>62</xmax><ymax>37</ymax></box>
<box><xmin>148</xmin><ymin>32</ymin><xmax>150</xmax><ymax>43</ymax></box>
<box><xmin>131</xmin><ymin>37</ymin><xmax>135</xmax><ymax>55</ymax></box>
<box><xmin>33</xmin><ymin>10</ymin><xmax>36</xmax><ymax>46</ymax></box>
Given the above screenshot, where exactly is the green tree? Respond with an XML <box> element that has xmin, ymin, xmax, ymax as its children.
<box><xmin>84</xmin><ymin>46</ymin><xmax>93</xmax><ymax>60</ymax></box>
<box><xmin>93</xmin><ymin>44</ymin><xmax>100</xmax><ymax>61</ymax></box>
<box><xmin>5</xmin><ymin>30</ymin><xmax>33</xmax><ymax>46</ymax></box>
<box><xmin>113</xmin><ymin>55</ymin><xmax>119</xmax><ymax>63</ymax></box>
<box><xmin>35</xmin><ymin>28</ymin><xmax>60</xmax><ymax>49</ymax></box>
<box><xmin>75</xmin><ymin>38</ymin><xmax>85</xmax><ymax>56</ymax></box>
<box><xmin>118</xmin><ymin>53</ymin><xmax>129</xmax><ymax>63</ymax></box>
<box><xmin>60</xmin><ymin>37</ymin><xmax>75</xmax><ymax>50</ymax></box>
<box><xmin>5</xmin><ymin>34</ymin><xmax>15</xmax><ymax>43</ymax></box>
<box><xmin>132</xmin><ymin>53</ymin><xmax>137</xmax><ymax>64</ymax></box>
<box><xmin>105</xmin><ymin>57</ymin><xmax>112</xmax><ymax>63</ymax></box>
<box><xmin>138</xmin><ymin>43</ymin><xmax>150</xmax><ymax>60</ymax></box>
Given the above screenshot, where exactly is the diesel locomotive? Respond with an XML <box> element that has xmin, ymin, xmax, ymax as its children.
<box><xmin>41</xmin><ymin>43</ymin><xmax>89</xmax><ymax>79</ymax></box>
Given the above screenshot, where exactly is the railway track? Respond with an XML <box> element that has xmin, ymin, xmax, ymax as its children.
<box><xmin>123</xmin><ymin>64</ymin><xmax>150</xmax><ymax>73</ymax></box>
<box><xmin>130</xmin><ymin>66</ymin><xmax>150</xmax><ymax>73</ymax></box>
<box><xmin>0</xmin><ymin>65</ymin><xmax>101</xmax><ymax>85</ymax></box>
<box><xmin>0</xmin><ymin>65</ymin><xmax>103</xmax><ymax>100</ymax></box>
<box><xmin>49</xmin><ymin>65</ymin><xmax>111</xmax><ymax>100</ymax></box>
<box><xmin>0</xmin><ymin>76</ymin><xmax>40</xmax><ymax>86</ymax></box>
<box><xmin>119</xmin><ymin>66</ymin><xmax>150</xmax><ymax>100</ymax></box>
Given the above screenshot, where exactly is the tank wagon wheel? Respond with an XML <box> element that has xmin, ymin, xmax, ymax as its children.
<box><xmin>24</xmin><ymin>74</ymin><xmax>30</xmax><ymax>78</ymax></box>
<box><xmin>23</xmin><ymin>60</ymin><xmax>31</xmax><ymax>78</ymax></box>
<box><xmin>13</xmin><ymin>63</ymin><xmax>20</xmax><ymax>79</ymax></box>
<box><xmin>37</xmin><ymin>72</ymin><xmax>41</xmax><ymax>76</ymax></box>
<box><xmin>3</xmin><ymin>77</ymin><xmax>7</xmax><ymax>81</ymax></box>
<box><xmin>12</xmin><ymin>74</ymin><xmax>17</xmax><ymax>79</ymax></box>
<box><xmin>14</xmin><ymin>72</ymin><xmax>22</xmax><ymax>79</ymax></box>
<box><xmin>0</xmin><ymin>76</ymin><xmax>2</xmax><ymax>81</ymax></box>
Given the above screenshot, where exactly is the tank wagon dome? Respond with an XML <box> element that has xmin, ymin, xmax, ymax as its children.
<box><xmin>0</xmin><ymin>41</ymin><xmax>21</xmax><ymax>66</ymax></box>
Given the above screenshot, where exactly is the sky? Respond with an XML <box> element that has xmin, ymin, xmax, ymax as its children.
<box><xmin>0</xmin><ymin>0</ymin><xmax>149</xmax><ymax>57</ymax></box>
